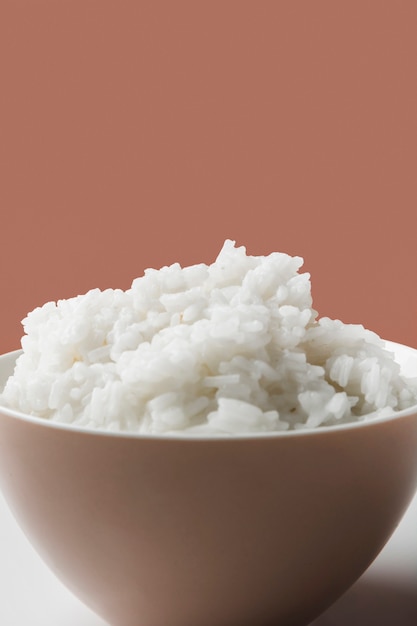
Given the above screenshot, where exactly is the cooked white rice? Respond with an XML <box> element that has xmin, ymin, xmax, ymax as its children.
<box><xmin>1</xmin><ymin>240</ymin><xmax>417</xmax><ymax>434</ymax></box>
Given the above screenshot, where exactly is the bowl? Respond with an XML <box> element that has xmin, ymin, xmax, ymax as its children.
<box><xmin>1</xmin><ymin>341</ymin><xmax>417</xmax><ymax>626</ymax></box>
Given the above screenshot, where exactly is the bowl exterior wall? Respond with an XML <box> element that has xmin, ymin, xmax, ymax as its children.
<box><xmin>1</xmin><ymin>407</ymin><xmax>417</xmax><ymax>626</ymax></box>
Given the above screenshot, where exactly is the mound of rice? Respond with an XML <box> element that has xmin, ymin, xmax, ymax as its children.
<box><xmin>1</xmin><ymin>240</ymin><xmax>417</xmax><ymax>434</ymax></box>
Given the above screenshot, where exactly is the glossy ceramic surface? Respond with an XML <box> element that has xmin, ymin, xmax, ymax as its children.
<box><xmin>0</xmin><ymin>343</ymin><xmax>417</xmax><ymax>626</ymax></box>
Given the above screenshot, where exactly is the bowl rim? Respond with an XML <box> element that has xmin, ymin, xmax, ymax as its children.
<box><xmin>0</xmin><ymin>341</ymin><xmax>416</xmax><ymax>441</ymax></box>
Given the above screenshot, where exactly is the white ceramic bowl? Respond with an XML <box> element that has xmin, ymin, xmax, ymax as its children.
<box><xmin>0</xmin><ymin>341</ymin><xmax>417</xmax><ymax>626</ymax></box>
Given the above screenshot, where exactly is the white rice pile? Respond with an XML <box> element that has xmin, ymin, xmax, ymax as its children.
<box><xmin>2</xmin><ymin>240</ymin><xmax>417</xmax><ymax>434</ymax></box>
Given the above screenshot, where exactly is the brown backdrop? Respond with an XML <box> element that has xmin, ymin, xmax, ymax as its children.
<box><xmin>1</xmin><ymin>1</ymin><xmax>416</xmax><ymax>353</ymax></box>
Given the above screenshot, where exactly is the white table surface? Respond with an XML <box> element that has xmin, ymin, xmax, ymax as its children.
<box><xmin>1</xmin><ymin>490</ymin><xmax>416</xmax><ymax>626</ymax></box>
